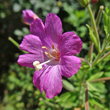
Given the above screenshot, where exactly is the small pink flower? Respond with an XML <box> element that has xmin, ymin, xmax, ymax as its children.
<box><xmin>22</xmin><ymin>9</ymin><xmax>38</xmax><ymax>25</ymax></box>
<box><xmin>18</xmin><ymin>13</ymin><xmax>82</xmax><ymax>99</ymax></box>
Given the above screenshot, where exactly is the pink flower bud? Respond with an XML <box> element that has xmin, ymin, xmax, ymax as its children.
<box><xmin>22</xmin><ymin>9</ymin><xmax>38</xmax><ymax>25</ymax></box>
<box><xmin>92</xmin><ymin>0</ymin><xmax>99</xmax><ymax>3</ymax></box>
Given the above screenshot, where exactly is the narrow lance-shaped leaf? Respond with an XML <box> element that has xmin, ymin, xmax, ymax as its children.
<box><xmin>63</xmin><ymin>79</ymin><xmax>75</xmax><ymax>92</ymax></box>
<box><xmin>103</xmin><ymin>7</ymin><xmax>110</xmax><ymax>36</ymax></box>
<box><xmin>86</xmin><ymin>24</ymin><xmax>98</xmax><ymax>51</ymax></box>
<box><xmin>87</xmin><ymin>71</ymin><xmax>104</xmax><ymax>81</ymax></box>
<box><xmin>87</xmin><ymin>82</ymin><xmax>99</xmax><ymax>92</ymax></box>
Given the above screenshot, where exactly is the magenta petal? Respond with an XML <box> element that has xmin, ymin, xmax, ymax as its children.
<box><xmin>45</xmin><ymin>13</ymin><xmax>62</xmax><ymax>44</ymax></box>
<box><xmin>43</xmin><ymin>65</ymin><xmax>62</xmax><ymax>99</ymax></box>
<box><xmin>17</xmin><ymin>53</ymin><xmax>44</xmax><ymax>68</ymax></box>
<box><xmin>20</xmin><ymin>34</ymin><xmax>43</xmax><ymax>54</ymax></box>
<box><xmin>30</xmin><ymin>18</ymin><xmax>45</xmax><ymax>40</ymax></box>
<box><xmin>60</xmin><ymin>32</ymin><xmax>82</xmax><ymax>56</ymax></box>
<box><xmin>33</xmin><ymin>65</ymin><xmax>48</xmax><ymax>93</ymax></box>
<box><xmin>60</xmin><ymin>56</ymin><xmax>81</xmax><ymax>78</ymax></box>
<box><xmin>33</xmin><ymin>65</ymin><xmax>62</xmax><ymax>99</ymax></box>
<box><xmin>23</xmin><ymin>9</ymin><xmax>38</xmax><ymax>24</ymax></box>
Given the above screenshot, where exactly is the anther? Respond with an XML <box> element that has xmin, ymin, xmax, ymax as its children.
<box><xmin>44</xmin><ymin>52</ymin><xmax>52</xmax><ymax>58</ymax></box>
<box><xmin>42</xmin><ymin>46</ymin><xmax>47</xmax><ymax>49</ymax></box>
<box><xmin>33</xmin><ymin>61</ymin><xmax>40</xmax><ymax>66</ymax></box>
<box><xmin>33</xmin><ymin>61</ymin><xmax>42</xmax><ymax>71</ymax></box>
<box><xmin>33</xmin><ymin>59</ymin><xmax>52</xmax><ymax>71</ymax></box>
<box><xmin>45</xmin><ymin>52</ymin><xmax>48</xmax><ymax>55</ymax></box>
<box><xmin>48</xmin><ymin>53</ymin><xmax>52</xmax><ymax>58</ymax></box>
<box><xmin>52</xmin><ymin>44</ymin><xmax>55</xmax><ymax>49</ymax></box>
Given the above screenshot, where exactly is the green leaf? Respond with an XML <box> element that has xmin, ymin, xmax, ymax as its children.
<box><xmin>87</xmin><ymin>72</ymin><xmax>104</xmax><ymax>81</ymax></box>
<box><xmin>87</xmin><ymin>82</ymin><xmax>99</xmax><ymax>92</ymax></box>
<box><xmin>90</xmin><ymin>99</ymin><xmax>105</xmax><ymax>109</ymax></box>
<box><xmin>56</xmin><ymin>92</ymin><xmax>71</xmax><ymax>102</ymax></box>
<box><xmin>86</xmin><ymin>24</ymin><xmax>98</xmax><ymax>51</ymax></box>
<box><xmin>78</xmin><ymin>0</ymin><xmax>90</xmax><ymax>7</ymax></box>
<box><xmin>63</xmin><ymin>79</ymin><xmax>75</xmax><ymax>92</ymax></box>
<box><xmin>103</xmin><ymin>7</ymin><xmax>110</xmax><ymax>36</ymax></box>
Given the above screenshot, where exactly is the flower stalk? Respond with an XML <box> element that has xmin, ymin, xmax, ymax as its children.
<box><xmin>90</xmin><ymin>77</ymin><xmax>110</xmax><ymax>83</ymax></box>
<box><xmin>106</xmin><ymin>46</ymin><xmax>110</xmax><ymax>51</ymax></box>
<box><xmin>92</xmin><ymin>38</ymin><xmax>109</xmax><ymax>67</ymax></box>
<box><xmin>78</xmin><ymin>0</ymin><xmax>90</xmax><ymax>7</ymax></box>
<box><xmin>85</xmin><ymin>82</ymin><xmax>89</xmax><ymax>110</ymax></box>
<box><xmin>96</xmin><ymin>51</ymin><xmax>110</xmax><ymax>64</ymax></box>
<box><xmin>87</xmin><ymin>4</ymin><xmax>100</xmax><ymax>52</ymax></box>
<box><xmin>8</xmin><ymin>37</ymin><xmax>27</xmax><ymax>53</ymax></box>
<box><xmin>88</xmin><ymin>2</ymin><xmax>95</xmax><ymax>62</ymax></box>
<box><xmin>96</xmin><ymin>5</ymin><xmax>104</xmax><ymax>28</ymax></box>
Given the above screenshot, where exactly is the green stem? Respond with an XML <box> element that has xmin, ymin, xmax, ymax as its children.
<box><xmin>106</xmin><ymin>46</ymin><xmax>110</xmax><ymax>51</ymax></box>
<box><xmin>88</xmin><ymin>2</ymin><xmax>95</xmax><ymax>62</ymax></box>
<box><xmin>92</xmin><ymin>51</ymin><xmax>103</xmax><ymax>67</ymax></box>
<box><xmin>87</xmin><ymin>5</ymin><xmax>100</xmax><ymax>52</ymax></box>
<box><xmin>80</xmin><ymin>57</ymin><xmax>91</xmax><ymax>67</ymax></box>
<box><xmin>41</xmin><ymin>99</ymin><xmax>59</xmax><ymax>108</ymax></box>
<box><xmin>78</xmin><ymin>70</ymin><xmax>88</xmax><ymax>106</ymax></box>
<box><xmin>90</xmin><ymin>77</ymin><xmax>110</xmax><ymax>83</ymax></box>
<box><xmin>97</xmin><ymin>51</ymin><xmax>110</xmax><ymax>64</ymax></box>
<box><xmin>96</xmin><ymin>5</ymin><xmax>104</xmax><ymax>28</ymax></box>
<box><xmin>82</xmin><ymin>70</ymin><xmax>88</xmax><ymax>82</ymax></box>
<box><xmin>8</xmin><ymin>37</ymin><xmax>20</xmax><ymax>48</ymax></box>
<box><xmin>88</xmin><ymin>40</ymin><xmax>94</xmax><ymax>62</ymax></box>
<box><xmin>85</xmin><ymin>82</ymin><xmax>89</xmax><ymax>110</ymax></box>
<box><xmin>8</xmin><ymin>37</ymin><xmax>27</xmax><ymax>53</ymax></box>
<box><xmin>92</xmin><ymin>39</ymin><xmax>108</xmax><ymax>67</ymax></box>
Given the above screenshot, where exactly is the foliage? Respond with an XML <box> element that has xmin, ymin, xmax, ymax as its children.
<box><xmin>1</xmin><ymin>0</ymin><xmax>110</xmax><ymax>110</ymax></box>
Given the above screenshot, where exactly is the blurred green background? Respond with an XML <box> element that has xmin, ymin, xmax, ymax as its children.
<box><xmin>0</xmin><ymin>0</ymin><xmax>110</xmax><ymax>110</ymax></box>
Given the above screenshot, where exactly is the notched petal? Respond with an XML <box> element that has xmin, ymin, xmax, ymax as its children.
<box><xmin>43</xmin><ymin>66</ymin><xmax>62</xmax><ymax>99</ymax></box>
<box><xmin>60</xmin><ymin>56</ymin><xmax>81</xmax><ymax>78</ymax></box>
<box><xmin>45</xmin><ymin>13</ymin><xmax>62</xmax><ymax>44</ymax></box>
<box><xmin>20</xmin><ymin>34</ymin><xmax>43</xmax><ymax>54</ymax></box>
<box><xmin>60</xmin><ymin>32</ymin><xmax>83</xmax><ymax>56</ymax></box>
<box><xmin>33</xmin><ymin>65</ymin><xmax>62</xmax><ymax>99</ymax></box>
<box><xmin>17</xmin><ymin>53</ymin><xmax>44</xmax><ymax>68</ymax></box>
<box><xmin>30</xmin><ymin>18</ymin><xmax>45</xmax><ymax>39</ymax></box>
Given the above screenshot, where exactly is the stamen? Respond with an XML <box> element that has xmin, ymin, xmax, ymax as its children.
<box><xmin>33</xmin><ymin>61</ymin><xmax>42</xmax><ymax>71</ymax></box>
<box><xmin>42</xmin><ymin>46</ymin><xmax>47</xmax><ymax>49</ymax></box>
<box><xmin>44</xmin><ymin>52</ymin><xmax>52</xmax><ymax>58</ymax></box>
<box><xmin>45</xmin><ymin>52</ymin><xmax>48</xmax><ymax>55</ymax></box>
<box><xmin>33</xmin><ymin>61</ymin><xmax>40</xmax><ymax>66</ymax></box>
<box><xmin>48</xmin><ymin>53</ymin><xmax>52</xmax><ymax>58</ymax></box>
<box><xmin>33</xmin><ymin>59</ymin><xmax>52</xmax><ymax>71</ymax></box>
<box><xmin>52</xmin><ymin>44</ymin><xmax>55</xmax><ymax>49</ymax></box>
<box><xmin>35</xmin><ymin>65</ymin><xmax>42</xmax><ymax>71</ymax></box>
<box><xmin>40</xmin><ymin>59</ymin><xmax>52</xmax><ymax>66</ymax></box>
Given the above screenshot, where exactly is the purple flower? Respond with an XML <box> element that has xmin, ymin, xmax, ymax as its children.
<box><xmin>22</xmin><ymin>9</ymin><xmax>38</xmax><ymax>25</ymax></box>
<box><xmin>18</xmin><ymin>13</ymin><xmax>82</xmax><ymax>99</ymax></box>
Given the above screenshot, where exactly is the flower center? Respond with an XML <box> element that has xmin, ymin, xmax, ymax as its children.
<box><xmin>43</xmin><ymin>44</ymin><xmax>60</xmax><ymax>61</ymax></box>
<box><xmin>33</xmin><ymin>44</ymin><xmax>60</xmax><ymax>71</ymax></box>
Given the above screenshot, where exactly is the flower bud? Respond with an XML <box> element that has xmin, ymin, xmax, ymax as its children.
<box><xmin>92</xmin><ymin>0</ymin><xmax>99</xmax><ymax>4</ymax></box>
<box><xmin>78</xmin><ymin>0</ymin><xmax>90</xmax><ymax>7</ymax></box>
<box><xmin>22</xmin><ymin>9</ymin><xmax>39</xmax><ymax>25</ymax></box>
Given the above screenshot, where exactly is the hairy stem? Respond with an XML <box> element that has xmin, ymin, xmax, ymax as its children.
<box><xmin>97</xmin><ymin>51</ymin><xmax>110</xmax><ymax>64</ymax></box>
<box><xmin>87</xmin><ymin>4</ymin><xmax>100</xmax><ymax>52</ymax></box>
<box><xmin>90</xmin><ymin>77</ymin><xmax>110</xmax><ymax>83</ymax></box>
<box><xmin>92</xmin><ymin>39</ymin><xmax>108</xmax><ymax>67</ymax></box>
<box><xmin>8</xmin><ymin>37</ymin><xmax>27</xmax><ymax>53</ymax></box>
<box><xmin>88</xmin><ymin>41</ymin><xmax>94</xmax><ymax>62</ymax></box>
<box><xmin>85</xmin><ymin>82</ymin><xmax>89</xmax><ymax>110</ymax></box>
<box><xmin>96</xmin><ymin>5</ymin><xmax>104</xmax><ymax>28</ymax></box>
